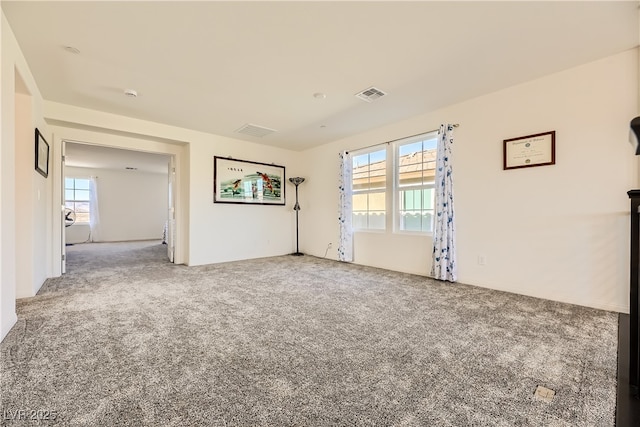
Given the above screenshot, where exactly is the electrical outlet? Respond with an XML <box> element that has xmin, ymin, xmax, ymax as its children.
<box><xmin>477</xmin><ymin>255</ymin><xmax>486</xmax><ymax>266</ymax></box>
<box><xmin>328</xmin><ymin>243</ymin><xmax>333</xmax><ymax>248</ymax></box>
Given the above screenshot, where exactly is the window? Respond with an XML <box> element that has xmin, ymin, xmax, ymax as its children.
<box><xmin>65</xmin><ymin>178</ymin><xmax>91</xmax><ymax>223</ymax></box>
<box><xmin>350</xmin><ymin>131</ymin><xmax>438</xmax><ymax>233</ymax></box>
<box><xmin>352</xmin><ymin>149</ymin><xmax>386</xmax><ymax>230</ymax></box>
<box><xmin>397</xmin><ymin>135</ymin><xmax>437</xmax><ymax>232</ymax></box>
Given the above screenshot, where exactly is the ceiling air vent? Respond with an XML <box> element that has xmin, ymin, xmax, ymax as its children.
<box><xmin>235</xmin><ymin>123</ymin><xmax>277</xmax><ymax>138</ymax></box>
<box><xmin>355</xmin><ymin>86</ymin><xmax>387</xmax><ymax>102</ymax></box>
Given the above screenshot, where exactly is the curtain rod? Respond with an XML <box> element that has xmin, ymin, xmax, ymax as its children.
<box><xmin>345</xmin><ymin>123</ymin><xmax>459</xmax><ymax>154</ymax></box>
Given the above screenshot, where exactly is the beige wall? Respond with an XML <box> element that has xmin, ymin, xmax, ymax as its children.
<box><xmin>65</xmin><ymin>166</ymin><xmax>168</xmax><ymax>244</ymax></box>
<box><xmin>301</xmin><ymin>48</ymin><xmax>639</xmax><ymax>313</ymax></box>
<box><xmin>1</xmin><ymin>12</ymin><xmax>49</xmax><ymax>340</ymax></box>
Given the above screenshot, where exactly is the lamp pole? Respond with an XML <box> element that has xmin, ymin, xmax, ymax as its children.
<box><xmin>289</xmin><ymin>177</ymin><xmax>305</xmax><ymax>256</ymax></box>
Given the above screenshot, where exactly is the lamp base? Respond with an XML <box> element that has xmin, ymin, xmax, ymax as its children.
<box><xmin>291</xmin><ymin>252</ymin><xmax>304</xmax><ymax>257</ymax></box>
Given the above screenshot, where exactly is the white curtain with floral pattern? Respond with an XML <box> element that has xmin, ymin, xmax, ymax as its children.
<box><xmin>431</xmin><ymin>124</ymin><xmax>457</xmax><ymax>282</ymax></box>
<box><xmin>338</xmin><ymin>151</ymin><xmax>353</xmax><ymax>262</ymax></box>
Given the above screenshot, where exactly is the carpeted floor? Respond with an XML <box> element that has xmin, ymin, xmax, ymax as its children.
<box><xmin>0</xmin><ymin>241</ymin><xmax>618</xmax><ymax>426</ymax></box>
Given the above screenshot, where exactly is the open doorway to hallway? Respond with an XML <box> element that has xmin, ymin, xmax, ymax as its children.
<box><xmin>63</xmin><ymin>142</ymin><xmax>174</xmax><ymax>273</ymax></box>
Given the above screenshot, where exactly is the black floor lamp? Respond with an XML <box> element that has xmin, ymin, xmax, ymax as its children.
<box><xmin>289</xmin><ymin>177</ymin><xmax>305</xmax><ymax>256</ymax></box>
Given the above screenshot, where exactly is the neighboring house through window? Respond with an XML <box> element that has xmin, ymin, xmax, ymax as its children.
<box><xmin>65</xmin><ymin>178</ymin><xmax>91</xmax><ymax>223</ymax></box>
<box><xmin>352</xmin><ymin>149</ymin><xmax>386</xmax><ymax>230</ymax></box>
<box><xmin>397</xmin><ymin>134</ymin><xmax>437</xmax><ymax>233</ymax></box>
<box><xmin>351</xmin><ymin>131</ymin><xmax>438</xmax><ymax>233</ymax></box>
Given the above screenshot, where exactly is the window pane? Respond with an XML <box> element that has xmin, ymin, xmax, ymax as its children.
<box><xmin>368</xmin><ymin>192</ymin><xmax>385</xmax><ymax>211</ymax></box>
<box><xmin>423</xmin><ymin>137</ymin><xmax>437</xmax><ymax>150</ymax></box>
<box><xmin>368</xmin><ymin>176</ymin><xmax>386</xmax><ymax>191</ymax></box>
<box><xmin>422</xmin><ymin>211</ymin><xmax>434</xmax><ymax>232</ymax></box>
<box><xmin>399</xmin><ymin>141</ymin><xmax>422</xmax><ymax>157</ymax></box>
<box><xmin>352</xmin><ymin>153</ymin><xmax>369</xmax><ymax>168</ymax></box>
<box><xmin>352</xmin><ymin>212</ymin><xmax>368</xmax><ymax>229</ymax></box>
<box><xmin>76</xmin><ymin>213</ymin><xmax>90</xmax><ymax>223</ymax></box>
<box><xmin>74</xmin><ymin>202</ymin><xmax>90</xmax><ymax>213</ymax></box>
<box><xmin>396</xmin><ymin>134</ymin><xmax>438</xmax><ymax>233</ymax></box>
<box><xmin>75</xmin><ymin>189</ymin><xmax>90</xmax><ymax>201</ymax></box>
<box><xmin>352</xmin><ymin>171</ymin><xmax>370</xmax><ymax>181</ymax></box>
<box><xmin>352</xmin><ymin>193</ymin><xmax>367</xmax><ymax>211</ymax></box>
<box><xmin>401</xmin><ymin>211</ymin><xmax>422</xmax><ymax>232</ymax></box>
<box><xmin>397</xmin><ymin>138</ymin><xmax>437</xmax><ymax>189</ymax></box>
<box><xmin>351</xmin><ymin>149</ymin><xmax>387</xmax><ymax>230</ymax></box>
<box><xmin>75</xmin><ymin>179</ymin><xmax>90</xmax><ymax>190</ymax></box>
<box><xmin>422</xmin><ymin>188</ymin><xmax>434</xmax><ymax>210</ymax></box>
<box><xmin>368</xmin><ymin>212</ymin><xmax>385</xmax><ymax>229</ymax></box>
<box><xmin>64</xmin><ymin>176</ymin><xmax>92</xmax><ymax>224</ymax></box>
<box><xmin>368</xmin><ymin>149</ymin><xmax>386</xmax><ymax>164</ymax></box>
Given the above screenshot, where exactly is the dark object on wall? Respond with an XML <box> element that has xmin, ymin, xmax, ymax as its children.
<box><xmin>630</xmin><ymin>117</ymin><xmax>640</xmax><ymax>155</ymax></box>
<box><xmin>289</xmin><ymin>177</ymin><xmax>305</xmax><ymax>256</ymax></box>
<box><xmin>35</xmin><ymin>128</ymin><xmax>49</xmax><ymax>178</ymax></box>
<box><xmin>627</xmin><ymin>190</ymin><xmax>640</xmax><ymax>396</ymax></box>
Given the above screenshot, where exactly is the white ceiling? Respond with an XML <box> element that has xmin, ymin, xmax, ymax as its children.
<box><xmin>2</xmin><ymin>1</ymin><xmax>638</xmax><ymax>151</ymax></box>
<box><xmin>65</xmin><ymin>142</ymin><xmax>170</xmax><ymax>175</ymax></box>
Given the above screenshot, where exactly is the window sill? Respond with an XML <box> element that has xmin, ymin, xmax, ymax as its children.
<box><xmin>393</xmin><ymin>230</ymin><xmax>433</xmax><ymax>237</ymax></box>
<box><xmin>353</xmin><ymin>229</ymin><xmax>386</xmax><ymax>234</ymax></box>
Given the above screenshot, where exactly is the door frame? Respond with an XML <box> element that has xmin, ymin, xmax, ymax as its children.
<box><xmin>51</xmin><ymin>131</ymin><xmax>187</xmax><ymax>277</ymax></box>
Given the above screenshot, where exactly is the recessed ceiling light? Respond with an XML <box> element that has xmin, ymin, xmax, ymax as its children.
<box><xmin>63</xmin><ymin>46</ymin><xmax>80</xmax><ymax>54</ymax></box>
<box><xmin>313</xmin><ymin>92</ymin><xmax>326</xmax><ymax>99</ymax></box>
<box><xmin>124</xmin><ymin>89</ymin><xmax>138</xmax><ymax>98</ymax></box>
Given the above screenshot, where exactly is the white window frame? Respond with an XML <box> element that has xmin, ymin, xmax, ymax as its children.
<box><xmin>64</xmin><ymin>177</ymin><xmax>91</xmax><ymax>224</ymax></box>
<box><xmin>351</xmin><ymin>147</ymin><xmax>388</xmax><ymax>232</ymax></box>
<box><xmin>393</xmin><ymin>131</ymin><xmax>438</xmax><ymax>235</ymax></box>
<box><xmin>350</xmin><ymin>131</ymin><xmax>438</xmax><ymax>236</ymax></box>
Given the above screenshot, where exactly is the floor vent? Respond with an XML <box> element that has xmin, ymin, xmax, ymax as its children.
<box><xmin>355</xmin><ymin>86</ymin><xmax>387</xmax><ymax>102</ymax></box>
<box><xmin>533</xmin><ymin>385</ymin><xmax>555</xmax><ymax>403</ymax></box>
<box><xmin>235</xmin><ymin>123</ymin><xmax>277</xmax><ymax>138</ymax></box>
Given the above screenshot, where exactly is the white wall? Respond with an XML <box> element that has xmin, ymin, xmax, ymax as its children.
<box><xmin>1</xmin><ymin>12</ymin><xmax>49</xmax><ymax>340</ymax></box>
<box><xmin>302</xmin><ymin>48</ymin><xmax>639</xmax><ymax>313</ymax></box>
<box><xmin>65</xmin><ymin>166</ymin><xmax>168</xmax><ymax>243</ymax></box>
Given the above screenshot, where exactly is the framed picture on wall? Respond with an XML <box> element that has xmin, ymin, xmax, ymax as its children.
<box><xmin>35</xmin><ymin>128</ymin><xmax>49</xmax><ymax>178</ymax></box>
<box><xmin>214</xmin><ymin>156</ymin><xmax>285</xmax><ymax>205</ymax></box>
<box><xmin>503</xmin><ymin>131</ymin><xmax>555</xmax><ymax>170</ymax></box>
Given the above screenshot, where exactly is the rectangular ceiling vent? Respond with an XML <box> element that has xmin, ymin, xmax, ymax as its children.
<box><xmin>235</xmin><ymin>123</ymin><xmax>277</xmax><ymax>138</ymax></box>
<box><xmin>355</xmin><ymin>86</ymin><xmax>387</xmax><ymax>102</ymax></box>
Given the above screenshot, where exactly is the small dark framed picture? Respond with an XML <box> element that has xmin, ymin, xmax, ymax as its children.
<box><xmin>35</xmin><ymin>128</ymin><xmax>49</xmax><ymax>178</ymax></box>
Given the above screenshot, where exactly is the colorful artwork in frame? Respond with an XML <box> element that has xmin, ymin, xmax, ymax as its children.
<box><xmin>214</xmin><ymin>156</ymin><xmax>285</xmax><ymax>205</ymax></box>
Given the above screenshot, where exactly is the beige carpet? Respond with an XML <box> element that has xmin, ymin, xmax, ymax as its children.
<box><xmin>0</xmin><ymin>241</ymin><xmax>618</xmax><ymax>426</ymax></box>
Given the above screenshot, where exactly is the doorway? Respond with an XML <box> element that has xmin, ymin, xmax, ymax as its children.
<box><xmin>61</xmin><ymin>141</ymin><xmax>176</xmax><ymax>273</ymax></box>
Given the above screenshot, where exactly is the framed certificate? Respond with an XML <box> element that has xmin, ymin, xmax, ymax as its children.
<box><xmin>503</xmin><ymin>131</ymin><xmax>555</xmax><ymax>170</ymax></box>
